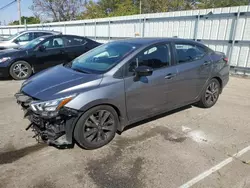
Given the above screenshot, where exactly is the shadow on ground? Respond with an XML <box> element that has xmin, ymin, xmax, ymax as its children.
<box><xmin>81</xmin><ymin>106</ymin><xmax>190</xmax><ymax>188</ymax></box>
<box><xmin>0</xmin><ymin>144</ymin><xmax>46</xmax><ymax>165</ymax></box>
<box><xmin>123</xmin><ymin>105</ymin><xmax>192</xmax><ymax>132</ymax></box>
<box><xmin>0</xmin><ymin>77</ymin><xmax>12</xmax><ymax>81</ymax></box>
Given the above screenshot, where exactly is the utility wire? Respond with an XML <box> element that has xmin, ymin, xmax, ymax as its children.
<box><xmin>0</xmin><ymin>0</ymin><xmax>17</xmax><ymax>11</ymax></box>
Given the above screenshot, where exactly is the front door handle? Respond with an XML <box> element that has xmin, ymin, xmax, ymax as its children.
<box><xmin>165</xmin><ymin>73</ymin><xmax>176</xmax><ymax>79</ymax></box>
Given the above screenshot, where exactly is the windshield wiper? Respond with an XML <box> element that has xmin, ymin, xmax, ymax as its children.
<box><xmin>64</xmin><ymin>61</ymin><xmax>72</xmax><ymax>67</ymax></box>
<box><xmin>72</xmin><ymin>67</ymin><xmax>91</xmax><ymax>74</ymax></box>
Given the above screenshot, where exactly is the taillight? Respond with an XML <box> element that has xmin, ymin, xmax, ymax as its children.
<box><xmin>223</xmin><ymin>57</ymin><xmax>228</xmax><ymax>64</ymax></box>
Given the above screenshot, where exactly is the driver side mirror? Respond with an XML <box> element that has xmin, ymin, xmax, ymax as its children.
<box><xmin>135</xmin><ymin>66</ymin><xmax>153</xmax><ymax>77</ymax></box>
<box><xmin>13</xmin><ymin>39</ymin><xmax>19</xmax><ymax>44</ymax></box>
<box><xmin>38</xmin><ymin>45</ymin><xmax>46</xmax><ymax>52</ymax></box>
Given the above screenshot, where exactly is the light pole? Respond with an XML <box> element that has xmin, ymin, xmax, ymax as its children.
<box><xmin>17</xmin><ymin>0</ymin><xmax>22</xmax><ymax>25</ymax></box>
<box><xmin>140</xmin><ymin>0</ymin><xmax>142</xmax><ymax>15</ymax></box>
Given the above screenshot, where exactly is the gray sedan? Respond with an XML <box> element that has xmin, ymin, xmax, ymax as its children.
<box><xmin>15</xmin><ymin>38</ymin><xmax>229</xmax><ymax>149</ymax></box>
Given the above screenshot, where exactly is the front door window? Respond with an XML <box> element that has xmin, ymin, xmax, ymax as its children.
<box><xmin>126</xmin><ymin>44</ymin><xmax>171</xmax><ymax>77</ymax></box>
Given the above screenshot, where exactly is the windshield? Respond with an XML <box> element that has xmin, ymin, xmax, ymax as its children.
<box><xmin>21</xmin><ymin>37</ymin><xmax>46</xmax><ymax>49</ymax></box>
<box><xmin>70</xmin><ymin>42</ymin><xmax>141</xmax><ymax>74</ymax></box>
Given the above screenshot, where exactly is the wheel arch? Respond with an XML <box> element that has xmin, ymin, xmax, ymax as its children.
<box><xmin>211</xmin><ymin>76</ymin><xmax>223</xmax><ymax>93</ymax></box>
<box><xmin>65</xmin><ymin>99</ymin><xmax>127</xmax><ymax>145</ymax></box>
<box><xmin>70</xmin><ymin>103</ymin><xmax>125</xmax><ymax>149</ymax></box>
<box><xmin>9</xmin><ymin>59</ymin><xmax>33</xmax><ymax>73</ymax></box>
<box><xmin>78</xmin><ymin>101</ymin><xmax>126</xmax><ymax>132</ymax></box>
<box><xmin>8</xmin><ymin>60</ymin><xmax>33</xmax><ymax>80</ymax></box>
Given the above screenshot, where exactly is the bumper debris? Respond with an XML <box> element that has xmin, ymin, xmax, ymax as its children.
<box><xmin>15</xmin><ymin>92</ymin><xmax>78</xmax><ymax>149</ymax></box>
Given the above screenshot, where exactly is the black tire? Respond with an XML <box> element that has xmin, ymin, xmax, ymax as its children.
<box><xmin>74</xmin><ymin>105</ymin><xmax>118</xmax><ymax>150</ymax></box>
<box><xmin>9</xmin><ymin>61</ymin><xmax>32</xmax><ymax>80</ymax></box>
<box><xmin>197</xmin><ymin>78</ymin><xmax>221</xmax><ymax>108</ymax></box>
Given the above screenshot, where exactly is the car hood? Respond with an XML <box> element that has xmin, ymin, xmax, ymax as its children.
<box><xmin>0</xmin><ymin>41</ymin><xmax>10</xmax><ymax>45</ymax></box>
<box><xmin>0</xmin><ymin>48</ymin><xmax>21</xmax><ymax>57</ymax></box>
<box><xmin>21</xmin><ymin>65</ymin><xmax>103</xmax><ymax>101</ymax></box>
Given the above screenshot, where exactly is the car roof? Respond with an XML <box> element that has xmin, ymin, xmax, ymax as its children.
<box><xmin>35</xmin><ymin>34</ymin><xmax>87</xmax><ymax>40</ymax></box>
<box><xmin>19</xmin><ymin>30</ymin><xmax>61</xmax><ymax>34</ymax></box>
<box><xmin>114</xmin><ymin>37</ymin><xmax>201</xmax><ymax>46</ymax></box>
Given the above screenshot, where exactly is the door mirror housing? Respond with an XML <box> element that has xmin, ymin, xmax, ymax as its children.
<box><xmin>38</xmin><ymin>45</ymin><xmax>46</xmax><ymax>52</ymax></box>
<box><xmin>135</xmin><ymin>66</ymin><xmax>153</xmax><ymax>77</ymax></box>
<box><xmin>13</xmin><ymin>39</ymin><xmax>19</xmax><ymax>44</ymax></box>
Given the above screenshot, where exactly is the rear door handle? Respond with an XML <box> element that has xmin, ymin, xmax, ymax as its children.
<box><xmin>165</xmin><ymin>73</ymin><xmax>176</xmax><ymax>79</ymax></box>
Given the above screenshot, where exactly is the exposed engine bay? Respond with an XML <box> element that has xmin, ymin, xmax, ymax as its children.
<box><xmin>15</xmin><ymin>92</ymin><xmax>79</xmax><ymax>149</ymax></box>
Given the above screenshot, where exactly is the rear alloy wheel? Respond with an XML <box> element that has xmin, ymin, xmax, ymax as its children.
<box><xmin>74</xmin><ymin>105</ymin><xmax>118</xmax><ymax>149</ymax></box>
<box><xmin>198</xmin><ymin>78</ymin><xmax>220</xmax><ymax>108</ymax></box>
<box><xmin>9</xmin><ymin>61</ymin><xmax>32</xmax><ymax>80</ymax></box>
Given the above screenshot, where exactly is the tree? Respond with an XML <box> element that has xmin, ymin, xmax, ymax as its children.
<box><xmin>79</xmin><ymin>0</ymin><xmax>106</xmax><ymax>19</ymax></box>
<box><xmin>79</xmin><ymin>0</ymin><xmax>139</xmax><ymax>19</ymax></box>
<box><xmin>110</xmin><ymin>0</ymin><xmax>138</xmax><ymax>16</ymax></box>
<box><xmin>34</xmin><ymin>0</ymin><xmax>250</xmax><ymax>21</ymax></box>
<box><xmin>138</xmin><ymin>0</ymin><xmax>170</xmax><ymax>13</ymax></box>
<box><xmin>79</xmin><ymin>0</ymin><xmax>195</xmax><ymax>19</ymax></box>
<box><xmin>197</xmin><ymin>0</ymin><xmax>249</xmax><ymax>9</ymax></box>
<box><xmin>9</xmin><ymin>16</ymin><xmax>40</xmax><ymax>25</ymax></box>
<box><xmin>30</xmin><ymin>0</ymin><xmax>83</xmax><ymax>22</ymax></box>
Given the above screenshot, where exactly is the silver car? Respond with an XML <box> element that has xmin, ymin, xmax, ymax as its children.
<box><xmin>0</xmin><ymin>30</ymin><xmax>61</xmax><ymax>50</ymax></box>
<box><xmin>15</xmin><ymin>38</ymin><xmax>229</xmax><ymax>150</ymax></box>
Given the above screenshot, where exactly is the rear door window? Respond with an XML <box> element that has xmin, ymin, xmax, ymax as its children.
<box><xmin>175</xmin><ymin>44</ymin><xmax>206</xmax><ymax>63</ymax></box>
<box><xmin>64</xmin><ymin>36</ymin><xmax>87</xmax><ymax>47</ymax></box>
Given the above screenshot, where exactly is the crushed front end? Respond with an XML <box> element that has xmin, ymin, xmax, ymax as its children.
<box><xmin>15</xmin><ymin>92</ymin><xmax>79</xmax><ymax>149</ymax></box>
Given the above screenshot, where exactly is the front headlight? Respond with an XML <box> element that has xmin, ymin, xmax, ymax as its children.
<box><xmin>0</xmin><ymin>57</ymin><xmax>11</xmax><ymax>63</ymax></box>
<box><xmin>30</xmin><ymin>94</ymin><xmax>77</xmax><ymax>116</ymax></box>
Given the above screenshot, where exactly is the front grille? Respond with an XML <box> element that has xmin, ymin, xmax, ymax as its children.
<box><xmin>29</xmin><ymin>114</ymin><xmax>43</xmax><ymax>126</ymax></box>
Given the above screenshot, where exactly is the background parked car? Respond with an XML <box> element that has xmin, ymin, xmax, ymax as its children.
<box><xmin>0</xmin><ymin>30</ymin><xmax>61</xmax><ymax>50</ymax></box>
<box><xmin>0</xmin><ymin>34</ymin><xmax>101</xmax><ymax>80</ymax></box>
<box><xmin>0</xmin><ymin>36</ymin><xmax>7</xmax><ymax>41</ymax></box>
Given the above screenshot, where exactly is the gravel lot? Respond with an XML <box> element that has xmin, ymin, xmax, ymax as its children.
<box><xmin>0</xmin><ymin>76</ymin><xmax>250</xmax><ymax>188</ymax></box>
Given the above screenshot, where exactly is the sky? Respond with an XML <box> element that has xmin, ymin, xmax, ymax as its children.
<box><xmin>0</xmin><ymin>0</ymin><xmax>33</xmax><ymax>25</ymax></box>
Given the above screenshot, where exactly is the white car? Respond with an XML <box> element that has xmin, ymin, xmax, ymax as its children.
<box><xmin>0</xmin><ymin>30</ymin><xmax>61</xmax><ymax>50</ymax></box>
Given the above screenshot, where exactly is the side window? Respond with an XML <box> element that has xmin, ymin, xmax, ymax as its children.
<box><xmin>175</xmin><ymin>44</ymin><xmax>206</xmax><ymax>63</ymax></box>
<box><xmin>42</xmin><ymin>37</ymin><xmax>64</xmax><ymax>49</ymax></box>
<box><xmin>64</xmin><ymin>36</ymin><xmax>87</xmax><ymax>47</ymax></box>
<box><xmin>16</xmin><ymin>33</ymin><xmax>32</xmax><ymax>42</ymax></box>
<box><xmin>126</xmin><ymin>44</ymin><xmax>171</xmax><ymax>76</ymax></box>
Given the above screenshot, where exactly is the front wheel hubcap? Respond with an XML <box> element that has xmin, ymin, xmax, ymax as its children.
<box><xmin>83</xmin><ymin>110</ymin><xmax>115</xmax><ymax>143</ymax></box>
<box><xmin>13</xmin><ymin>63</ymin><xmax>29</xmax><ymax>78</ymax></box>
<box><xmin>205</xmin><ymin>81</ymin><xmax>219</xmax><ymax>105</ymax></box>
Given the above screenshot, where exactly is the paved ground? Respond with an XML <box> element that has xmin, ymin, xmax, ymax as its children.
<box><xmin>0</xmin><ymin>76</ymin><xmax>250</xmax><ymax>188</ymax></box>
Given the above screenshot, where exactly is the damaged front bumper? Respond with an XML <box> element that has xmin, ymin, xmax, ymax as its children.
<box><xmin>15</xmin><ymin>93</ymin><xmax>80</xmax><ymax>149</ymax></box>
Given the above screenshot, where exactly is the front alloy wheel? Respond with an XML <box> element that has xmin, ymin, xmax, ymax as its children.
<box><xmin>74</xmin><ymin>105</ymin><xmax>118</xmax><ymax>149</ymax></box>
<box><xmin>84</xmin><ymin>110</ymin><xmax>115</xmax><ymax>143</ymax></box>
<box><xmin>9</xmin><ymin>61</ymin><xmax>32</xmax><ymax>80</ymax></box>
